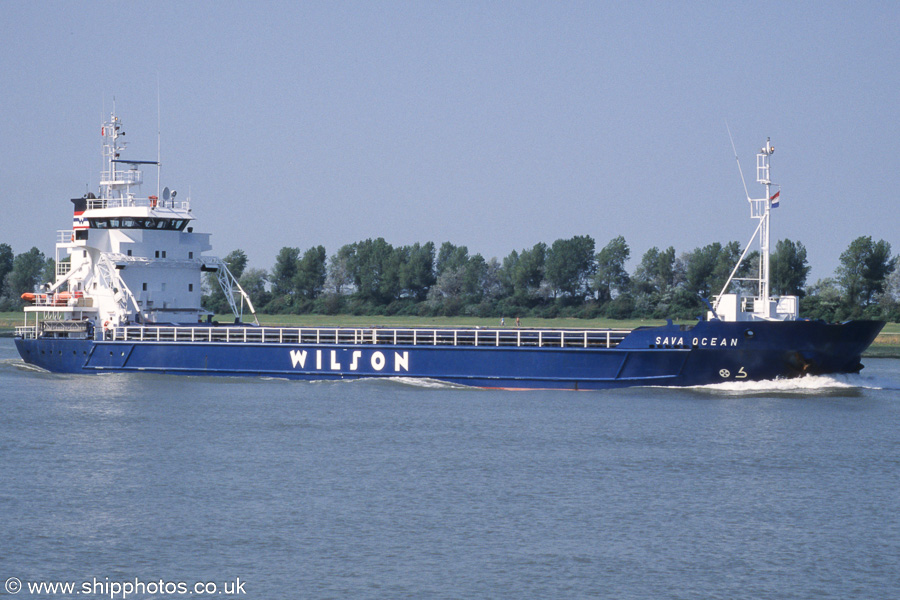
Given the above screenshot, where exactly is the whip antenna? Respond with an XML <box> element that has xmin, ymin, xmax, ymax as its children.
<box><xmin>726</xmin><ymin>121</ymin><xmax>751</xmax><ymax>201</ymax></box>
<box><xmin>157</xmin><ymin>73</ymin><xmax>162</xmax><ymax>200</ymax></box>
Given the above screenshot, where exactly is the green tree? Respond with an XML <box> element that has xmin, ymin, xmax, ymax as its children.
<box><xmin>427</xmin><ymin>251</ymin><xmax>490</xmax><ymax>314</ymax></box>
<box><xmin>632</xmin><ymin>246</ymin><xmax>677</xmax><ymax>318</ymax></box>
<box><xmin>683</xmin><ymin>244</ymin><xmax>719</xmax><ymax>298</ymax></box>
<box><xmin>861</xmin><ymin>239</ymin><xmax>894</xmax><ymax>305</ymax></box>
<box><xmin>399</xmin><ymin>242</ymin><xmax>436</xmax><ymax>301</ymax></box>
<box><xmin>836</xmin><ymin>236</ymin><xmax>896</xmax><ymax>308</ymax></box>
<box><xmin>223</xmin><ymin>249</ymin><xmax>248</xmax><ymax>280</ymax></box>
<box><xmin>633</xmin><ymin>246</ymin><xmax>676</xmax><ymax>294</ymax></box>
<box><xmin>4</xmin><ymin>247</ymin><xmax>47</xmax><ymax>306</ymax></box>
<box><xmin>711</xmin><ymin>241</ymin><xmax>745</xmax><ymax>296</ymax></box>
<box><xmin>682</xmin><ymin>241</ymin><xmax>744</xmax><ymax>299</ymax></box>
<box><xmin>770</xmin><ymin>239</ymin><xmax>810</xmax><ymax>297</ymax></box>
<box><xmin>271</xmin><ymin>247</ymin><xmax>300</xmax><ymax>297</ymax></box>
<box><xmin>326</xmin><ymin>244</ymin><xmax>355</xmax><ymax>295</ymax></box>
<box><xmin>294</xmin><ymin>245</ymin><xmax>327</xmax><ymax>299</ymax></box>
<box><xmin>428</xmin><ymin>267</ymin><xmax>466</xmax><ymax>315</ymax></box>
<box><xmin>462</xmin><ymin>254</ymin><xmax>488</xmax><ymax>303</ymax></box>
<box><xmin>801</xmin><ymin>278</ymin><xmax>843</xmax><ymax>321</ymax></box>
<box><xmin>499</xmin><ymin>249</ymin><xmax>519</xmax><ymax>298</ymax></box>
<box><xmin>482</xmin><ymin>257</ymin><xmax>503</xmax><ymax>302</ymax></box>
<box><xmin>507</xmin><ymin>243</ymin><xmax>546</xmax><ymax>302</ymax></box>
<box><xmin>239</xmin><ymin>268</ymin><xmax>270</xmax><ymax>311</ymax></box>
<box><xmin>41</xmin><ymin>258</ymin><xmax>56</xmax><ymax>286</ymax></box>
<box><xmin>0</xmin><ymin>243</ymin><xmax>14</xmax><ymax>309</ymax></box>
<box><xmin>877</xmin><ymin>269</ymin><xmax>900</xmax><ymax>321</ymax></box>
<box><xmin>435</xmin><ymin>242</ymin><xmax>469</xmax><ymax>278</ymax></box>
<box><xmin>349</xmin><ymin>238</ymin><xmax>399</xmax><ymax>304</ymax></box>
<box><xmin>204</xmin><ymin>249</ymin><xmax>251</xmax><ymax>314</ymax></box>
<box><xmin>545</xmin><ymin>235</ymin><xmax>596</xmax><ymax>299</ymax></box>
<box><xmin>593</xmin><ymin>236</ymin><xmax>630</xmax><ymax>302</ymax></box>
<box><xmin>0</xmin><ymin>243</ymin><xmax>14</xmax><ymax>289</ymax></box>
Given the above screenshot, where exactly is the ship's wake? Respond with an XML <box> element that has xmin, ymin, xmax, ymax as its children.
<box><xmin>0</xmin><ymin>357</ymin><xmax>48</xmax><ymax>374</ymax></box>
<box><xmin>688</xmin><ymin>372</ymin><xmax>900</xmax><ymax>394</ymax></box>
<box><xmin>382</xmin><ymin>376</ymin><xmax>472</xmax><ymax>390</ymax></box>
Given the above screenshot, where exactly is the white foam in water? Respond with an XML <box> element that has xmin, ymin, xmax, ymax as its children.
<box><xmin>387</xmin><ymin>376</ymin><xmax>471</xmax><ymax>390</ymax></box>
<box><xmin>2</xmin><ymin>358</ymin><xmax>47</xmax><ymax>374</ymax></box>
<box><xmin>688</xmin><ymin>372</ymin><xmax>900</xmax><ymax>393</ymax></box>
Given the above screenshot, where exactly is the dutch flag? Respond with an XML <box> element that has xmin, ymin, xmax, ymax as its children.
<box><xmin>770</xmin><ymin>191</ymin><xmax>780</xmax><ymax>208</ymax></box>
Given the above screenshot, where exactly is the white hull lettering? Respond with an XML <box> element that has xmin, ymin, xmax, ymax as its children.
<box><xmin>290</xmin><ymin>349</ymin><xmax>308</xmax><ymax>368</ymax></box>
<box><xmin>288</xmin><ymin>349</ymin><xmax>411</xmax><ymax>373</ymax></box>
<box><xmin>691</xmin><ymin>337</ymin><xmax>739</xmax><ymax>348</ymax></box>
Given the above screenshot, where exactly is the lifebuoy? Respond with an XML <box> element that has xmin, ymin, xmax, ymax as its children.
<box><xmin>104</xmin><ymin>321</ymin><xmax>110</xmax><ymax>329</ymax></box>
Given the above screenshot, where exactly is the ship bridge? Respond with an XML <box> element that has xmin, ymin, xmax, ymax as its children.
<box><xmin>20</xmin><ymin>108</ymin><xmax>254</xmax><ymax>336</ymax></box>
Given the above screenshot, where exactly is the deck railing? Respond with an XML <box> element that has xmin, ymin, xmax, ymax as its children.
<box><xmin>15</xmin><ymin>326</ymin><xmax>37</xmax><ymax>339</ymax></box>
<box><xmin>85</xmin><ymin>197</ymin><xmax>191</xmax><ymax>211</ymax></box>
<box><xmin>109</xmin><ymin>326</ymin><xmax>631</xmax><ymax>349</ymax></box>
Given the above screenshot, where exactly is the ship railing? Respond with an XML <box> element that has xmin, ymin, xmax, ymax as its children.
<box><xmin>29</xmin><ymin>294</ymin><xmax>75</xmax><ymax>307</ymax></box>
<box><xmin>15</xmin><ymin>326</ymin><xmax>37</xmax><ymax>339</ymax></box>
<box><xmin>85</xmin><ymin>197</ymin><xmax>191</xmax><ymax>211</ymax></box>
<box><xmin>101</xmin><ymin>168</ymin><xmax>143</xmax><ymax>187</ymax></box>
<box><xmin>56</xmin><ymin>230</ymin><xmax>76</xmax><ymax>243</ymax></box>
<box><xmin>110</xmin><ymin>326</ymin><xmax>632</xmax><ymax>349</ymax></box>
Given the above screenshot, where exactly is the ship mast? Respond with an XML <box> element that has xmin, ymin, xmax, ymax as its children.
<box><xmin>712</xmin><ymin>137</ymin><xmax>794</xmax><ymax>321</ymax></box>
<box><xmin>100</xmin><ymin>110</ymin><xmax>159</xmax><ymax>208</ymax></box>
<box><xmin>755</xmin><ymin>138</ymin><xmax>774</xmax><ymax>302</ymax></box>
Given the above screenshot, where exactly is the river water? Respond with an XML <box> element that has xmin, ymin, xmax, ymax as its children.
<box><xmin>1</xmin><ymin>337</ymin><xmax>899</xmax><ymax>599</ymax></box>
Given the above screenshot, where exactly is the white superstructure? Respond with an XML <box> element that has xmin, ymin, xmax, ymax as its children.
<box><xmin>21</xmin><ymin>110</ymin><xmax>254</xmax><ymax>338</ymax></box>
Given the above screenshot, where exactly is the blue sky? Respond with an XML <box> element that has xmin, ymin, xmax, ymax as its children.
<box><xmin>1</xmin><ymin>1</ymin><xmax>897</xmax><ymax>283</ymax></box>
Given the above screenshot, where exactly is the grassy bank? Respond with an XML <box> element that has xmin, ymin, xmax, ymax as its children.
<box><xmin>866</xmin><ymin>328</ymin><xmax>900</xmax><ymax>358</ymax></box>
<box><xmin>3</xmin><ymin>311</ymin><xmax>898</xmax><ymax>356</ymax></box>
<box><xmin>0</xmin><ymin>312</ymin><xmax>21</xmax><ymax>331</ymax></box>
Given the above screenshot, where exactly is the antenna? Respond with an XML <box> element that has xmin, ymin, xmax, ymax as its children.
<box><xmin>726</xmin><ymin>121</ymin><xmax>751</xmax><ymax>201</ymax></box>
<box><xmin>157</xmin><ymin>75</ymin><xmax>161</xmax><ymax>200</ymax></box>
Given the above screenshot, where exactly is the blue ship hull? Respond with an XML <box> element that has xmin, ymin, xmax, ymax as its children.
<box><xmin>14</xmin><ymin>320</ymin><xmax>884</xmax><ymax>389</ymax></box>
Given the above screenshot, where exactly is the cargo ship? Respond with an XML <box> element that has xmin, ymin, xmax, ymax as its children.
<box><xmin>13</xmin><ymin>113</ymin><xmax>884</xmax><ymax>389</ymax></box>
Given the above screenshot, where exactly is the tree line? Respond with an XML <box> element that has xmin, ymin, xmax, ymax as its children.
<box><xmin>0</xmin><ymin>245</ymin><xmax>54</xmax><ymax>311</ymax></box>
<box><xmin>203</xmin><ymin>235</ymin><xmax>899</xmax><ymax>322</ymax></box>
<box><xmin>1</xmin><ymin>236</ymin><xmax>896</xmax><ymax>322</ymax></box>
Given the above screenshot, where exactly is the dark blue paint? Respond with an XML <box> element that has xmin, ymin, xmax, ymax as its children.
<box><xmin>14</xmin><ymin>320</ymin><xmax>885</xmax><ymax>389</ymax></box>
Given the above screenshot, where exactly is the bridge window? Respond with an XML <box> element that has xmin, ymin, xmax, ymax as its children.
<box><xmin>88</xmin><ymin>218</ymin><xmax>189</xmax><ymax>231</ymax></box>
